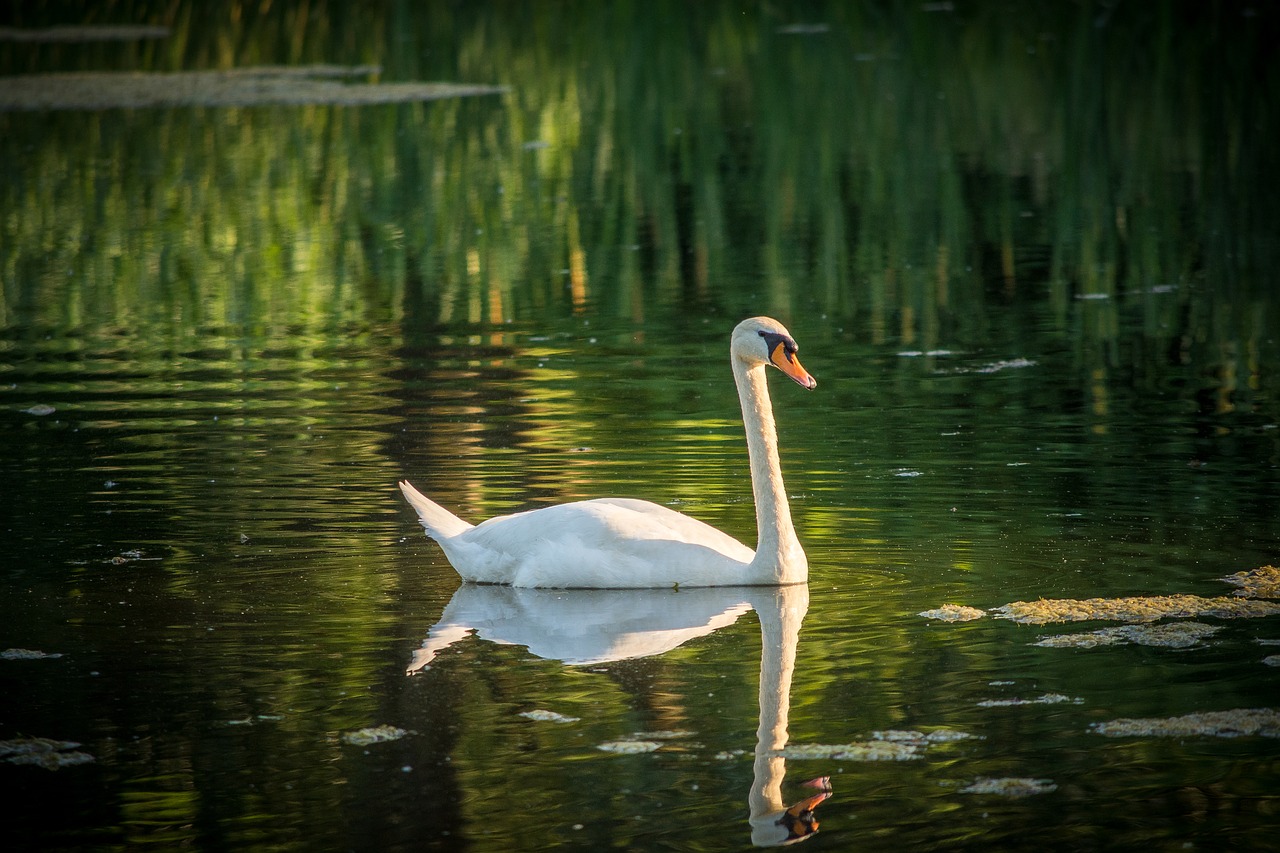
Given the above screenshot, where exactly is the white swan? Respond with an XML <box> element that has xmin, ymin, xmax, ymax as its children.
<box><xmin>399</xmin><ymin>316</ymin><xmax>816</xmax><ymax>588</ymax></box>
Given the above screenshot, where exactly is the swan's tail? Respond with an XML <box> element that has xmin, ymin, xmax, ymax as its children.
<box><xmin>398</xmin><ymin>480</ymin><xmax>474</xmax><ymax>540</ymax></box>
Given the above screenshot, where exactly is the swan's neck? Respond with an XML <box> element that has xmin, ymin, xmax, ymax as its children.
<box><xmin>733</xmin><ymin>358</ymin><xmax>807</xmax><ymax>584</ymax></box>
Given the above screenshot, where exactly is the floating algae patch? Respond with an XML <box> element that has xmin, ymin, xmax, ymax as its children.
<box><xmin>595</xmin><ymin>730</ymin><xmax>697</xmax><ymax>754</ymax></box>
<box><xmin>0</xmin><ymin>737</ymin><xmax>94</xmax><ymax>770</ymax></box>
<box><xmin>870</xmin><ymin>729</ymin><xmax>979</xmax><ymax>745</ymax></box>
<box><xmin>519</xmin><ymin>710</ymin><xmax>580</xmax><ymax>723</ymax></box>
<box><xmin>977</xmin><ymin>693</ymin><xmax>1082</xmax><ymax>707</ymax></box>
<box><xmin>222</xmin><ymin>714</ymin><xmax>284</xmax><ymax>727</ymax></box>
<box><xmin>341</xmin><ymin>725</ymin><xmax>408</xmax><ymax>746</ymax></box>
<box><xmin>1031</xmin><ymin>630</ymin><xmax>1125</xmax><ymax>649</ymax></box>
<box><xmin>1220</xmin><ymin>566</ymin><xmax>1280</xmax><ymax>599</ymax></box>
<box><xmin>959</xmin><ymin>777</ymin><xmax>1057</xmax><ymax>797</ymax></box>
<box><xmin>1032</xmin><ymin>622</ymin><xmax>1221</xmax><ymax>649</ymax></box>
<box><xmin>0</xmin><ymin>65</ymin><xmax>507</xmax><ymax>111</ymax></box>
<box><xmin>774</xmin><ymin>741</ymin><xmax>922</xmax><ymax>761</ymax></box>
<box><xmin>0</xmin><ymin>25</ymin><xmax>169</xmax><ymax>42</ymax></box>
<box><xmin>992</xmin><ymin>594</ymin><xmax>1280</xmax><ymax>626</ymax></box>
<box><xmin>597</xmin><ymin>740</ymin><xmax>661</xmax><ymax>754</ymax></box>
<box><xmin>777</xmin><ymin>729</ymin><xmax>977</xmax><ymax>761</ymax></box>
<box><xmin>1091</xmin><ymin>708</ymin><xmax>1280</xmax><ymax>738</ymax></box>
<box><xmin>1</xmin><ymin>648</ymin><xmax>63</xmax><ymax>660</ymax></box>
<box><xmin>919</xmin><ymin>604</ymin><xmax>986</xmax><ymax>622</ymax></box>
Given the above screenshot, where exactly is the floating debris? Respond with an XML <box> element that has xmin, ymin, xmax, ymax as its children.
<box><xmin>871</xmin><ymin>729</ymin><xmax>978</xmax><ymax>745</ymax></box>
<box><xmin>1033</xmin><ymin>622</ymin><xmax>1222</xmax><ymax>649</ymax></box>
<box><xmin>778</xmin><ymin>726</ymin><xmax>978</xmax><ymax>762</ymax></box>
<box><xmin>977</xmin><ymin>693</ymin><xmax>1081</xmax><ymax>707</ymax></box>
<box><xmin>776</xmin><ymin>23</ymin><xmax>830</xmax><ymax>35</ymax></box>
<box><xmin>960</xmin><ymin>777</ymin><xmax>1057</xmax><ymax>797</ymax></box>
<box><xmin>1</xmin><ymin>648</ymin><xmax>63</xmax><ymax>660</ymax></box>
<box><xmin>341</xmin><ymin>725</ymin><xmax>408</xmax><ymax>746</ymax></box>
<box><xmin>993</xmin><ymin>594</ymin><xmax>1280</xmax><ymax>626</ymax></box>
<box><xmin>221</xmin><ymin>715</ymin><xmax>284</xmax><ymax>727</ymax></box>
<box><xmin>0</xmin><ymin>25</ymin><xmax>169</xmax><ymax>42</ymax></box>
<box><xmin>774</xmin><ymin>741</ymin><xmax>922</xmax><ymax>761</ymax></box>
<box><xmin>1031</xmin><ymin>630</ymin><xmax>1125</xmax><ymax>649</ymax></box>
<box><xmin>1263</xmin><ymin>656</ymin><xmax>1280</xmax><ymax>667</ymax></box>
<box><xmin>596</xmin><ymin>740</ymin><xmax>661</xmax><ymax>754</ymax></box>
<box><xmin>108</xmin><ymin>549</ymin><xmax>149</xmax><ymax>565</ymax></box>
<box><xmin>714</xmin><ymin>749</ymin><xmax>747</xmax><ymax>760</ymax></box>
<box><xmin>21</xmin><ymin>404</ymin><xmax>56</xmax><ymax>416</ymax></box>
<box><xmin>631</xmin><ymin>730</ymin><xmax>695</xmax><ymax>741</ymax></box>
<box><xmin>947</xmin><ymin>358</ymin><xmax>1037</xmax><ymax>375</ymax></box>
<box><xmin>0</xmin><ymin>66</ymin><xmax>507</xmax><ymax>111</ymax></box>
<box><xmin>1091</xmin><ymin>708</ymin><xmax>1280</xmax><ymax>739</ymax></box>
<box><xmin>919</xmin><ymin>604</ymin><xmax>986</xmax><ymax>622</ymax></box>
<box><xmin>870</xmin><ymin>730</ymin><xmax>930</xmax><ymax>743</ymax></box>
<box><xmin>1220</xmin><ymin>566</ymin><xmax>1280</xmax><ymax>599</ymax></box>
<box><xmin>519</xmin><ymin>710</ymin><xmax>580</xmax><ymax>724</ymax></box>
<box><xmin>0</xmin><ymin>737</ymin><xmax>94</xmax><ymax>770</ymax></box>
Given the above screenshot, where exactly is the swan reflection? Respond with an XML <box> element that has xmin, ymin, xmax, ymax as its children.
<box><xmin>410</xmin><ymin>583</ymin><xmax>828</xmax><ymax>846</ymax></box>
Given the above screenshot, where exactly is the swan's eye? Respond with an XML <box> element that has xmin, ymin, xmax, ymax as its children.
<box><xmin>758</xmin><ymin>330</ymin><xmax>797</xmax><ymax>364</ymax></box>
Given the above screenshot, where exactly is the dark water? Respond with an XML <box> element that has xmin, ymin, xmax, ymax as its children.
<box><xmin>3</xmin><ymin>3</ymin><xmax>1279</xmax><ymax>850</ymax></box>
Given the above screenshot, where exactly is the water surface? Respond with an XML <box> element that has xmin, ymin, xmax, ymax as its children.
<box><xmin>2</xmin><ymin>3</ymin><xmax>1278</xmax><ymax>850</ymax></box>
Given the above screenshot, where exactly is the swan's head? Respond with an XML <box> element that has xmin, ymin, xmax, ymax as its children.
<box><xmin>732</xmin><ymin>317</ymin><xmax>817</xmax><ymax>390</ymax></box>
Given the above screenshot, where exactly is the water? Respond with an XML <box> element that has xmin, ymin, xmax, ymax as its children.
<box><xmin>3</xmin><ymin>3</ymin><xmax>1279</xmax><ymax>851</ymax></box>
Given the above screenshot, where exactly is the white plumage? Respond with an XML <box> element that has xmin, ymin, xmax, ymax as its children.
<box><xmin>400</xmin><ymin>316</ymin><xmax>816</xmax><ymax>588</ymax></box>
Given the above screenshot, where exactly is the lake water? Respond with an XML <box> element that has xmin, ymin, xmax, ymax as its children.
<box><xmin>3</xmin><ymin>3</ymin><xmax>1279</xmax><ymax>851</ymax></box>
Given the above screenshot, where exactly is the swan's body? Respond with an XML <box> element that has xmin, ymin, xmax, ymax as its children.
<box><xmin>400</xmin><ymin>316</ymin><xmax>816</xmax><ymax>588</ymax></box>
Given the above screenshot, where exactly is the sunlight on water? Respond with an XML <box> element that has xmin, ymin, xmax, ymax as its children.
<box><xmin>3</xmin><ymin>2</ymin><xmax>1279</xmax><ymax>851</ymax></box>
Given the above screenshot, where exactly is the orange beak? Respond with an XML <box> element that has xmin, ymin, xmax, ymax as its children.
<box><xmin>770</xmin><ymin>343</ymin><xmax>818</xmax><ymax>390</ymax></box>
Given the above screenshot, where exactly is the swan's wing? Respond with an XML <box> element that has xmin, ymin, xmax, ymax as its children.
<box><xmin>438</xmin><ymin>498</ymin><xmax>755</xmax><ymax>588</ymax></box>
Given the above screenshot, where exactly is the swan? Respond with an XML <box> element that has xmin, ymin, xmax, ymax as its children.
<box><xmin>399</xmin><ymin>316</ymin><xmax>816</xmax><ymax>588</ymax></box>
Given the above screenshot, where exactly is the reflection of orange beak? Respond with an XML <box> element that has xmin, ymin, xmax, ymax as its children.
<box><xmin>770</xmin><ymin>344</ymin><xmax>818</xmax><ymax>390</ymax></box>
<box><xmin>778</xmin><ymin>790</ymin><xmax>831</xmax><ymax>840</ymax></box>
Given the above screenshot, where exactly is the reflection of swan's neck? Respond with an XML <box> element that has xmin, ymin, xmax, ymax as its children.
<box><xmin>734</xmin><ymin>358</ymin><xmax>806</xmax><ymax>584</ymax></box>
<box><xmin>749</xmin><ymin>584</ymin><xmax>810</xmax><ymax>844</ymax></box>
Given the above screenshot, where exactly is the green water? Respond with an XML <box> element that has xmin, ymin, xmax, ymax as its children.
<box><xmin>3</xmin><ymin>3</ymin><xmax>1279</xmax><ymax>850</ymax></box>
